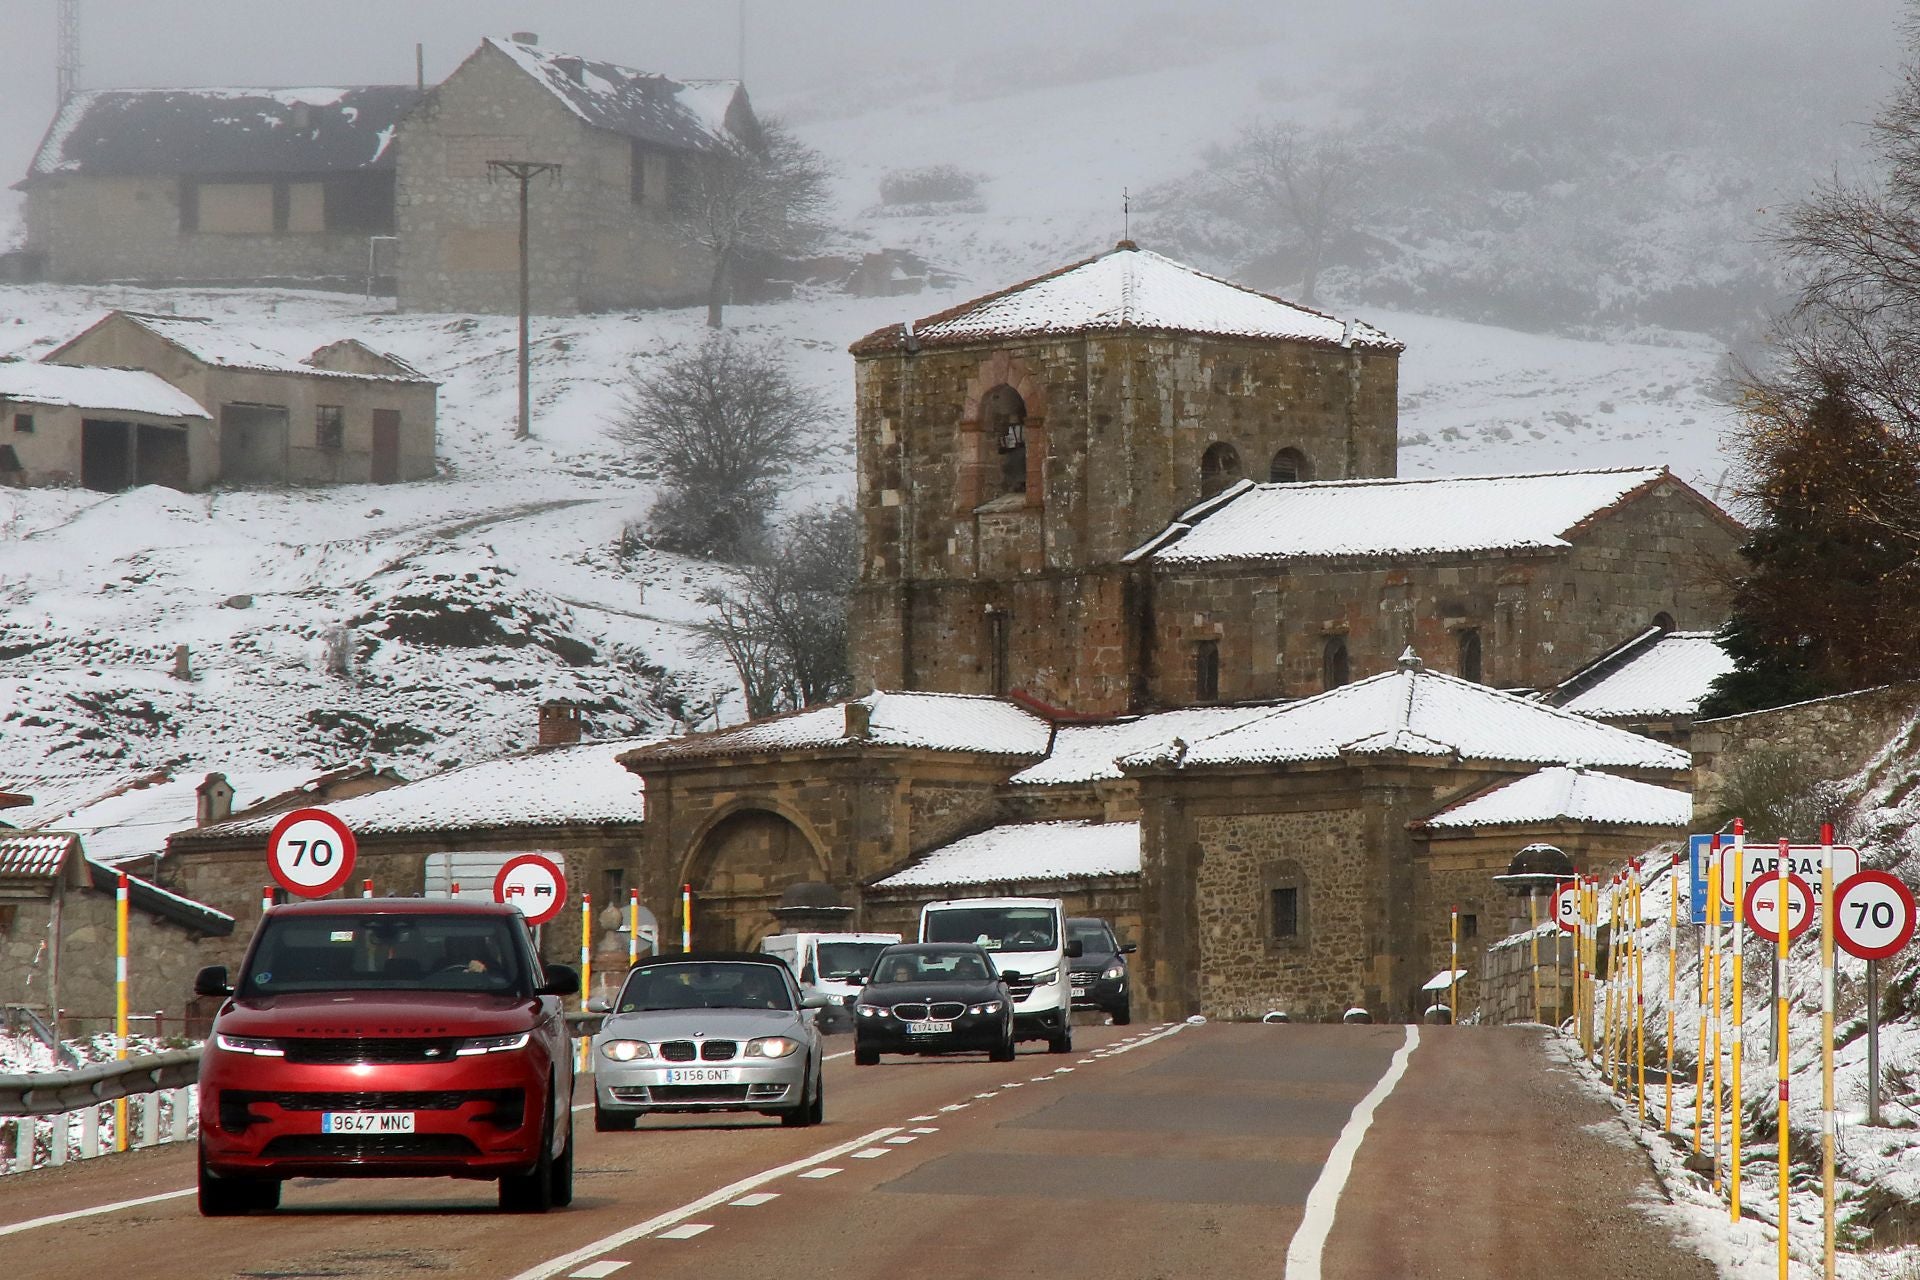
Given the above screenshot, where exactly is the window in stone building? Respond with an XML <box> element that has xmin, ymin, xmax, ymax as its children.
<box><xmin>1461</xmin><ymin>912</ymin><xmax>1478</xmax><ymax>939</ymax></box>
<box><xmin>1321</xmin><ymin>634</ymin><xmax>1349</xmax><ymax>690</ymax></box>
<box><xmin>603</xmin><ymin>865</ymin><xmax>626</xmax><ymax>907</ymax></box>
<box><xmin>1199</xmin><ymin>441</ymin><xmax>1242</xmax><ymax>498</ymax></box>
<box><xmin>315</xmin><ymin>405</ymin><xmax>345</xmax><ymax>451</ymax></box>
<box><xmin>1194</xmin><ymin>639</ymin><xmax>1220</xmax><ymax>703</ymax></box>
<box><xmin>1456</xmin><ymin>627</ymin><xmax>1482</xmax><ymax>683</ymax></box>
<box><xmin>1271</xmin><ymin>886</ymin><xmax>1300</xmax><ymax>939</ymax></box>
<box><xmin>0</xmin><ymin>903</ymin><xmax>14</xmax><ymax>935</ymax></box>
<box><xmin>988</xmin><ymin>608</ymin><xmax>1011</xmax><ymax>694</ymax></box>
<box><xmin>1269</xmin><ymin>447</ymin><xmax>1310</xmax><ymax>483</ymax></box>
<box><xmin>12</xmin><ymin>412</ymin><xmax>32</xmax><ymax>434</ymax></box>
<box><xmin>980</xmin><ymin>384</ymin><xmax>1028</xmax><ymax>497</ymax></box>
<box><xmin>1653</xmin><ymin>611</ymin><xmax>1676</xmax><ymax>632</ymax></box>
<box><xmin>630</xmin><ymin>141</ymin><xmax>649</xmax><ymax>205</ymax></box>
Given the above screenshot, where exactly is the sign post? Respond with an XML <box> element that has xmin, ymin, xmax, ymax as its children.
<box><xmin>1730</xmin><ymin>820</ymin><xmax>1747</xmax><ymax>1222</ymax></box>
<box><xmin>629</xmin><ymin>888</ymin><xmax>641</xmax><ymax>970</ymax></box>
<box><xmin>1449</xmin><ymin>905</ymin><xmax>1460</xmax><ymax>1023</ymax></box>
<box><xmin>1819</xmin><ymin>824</ymin><xmax>1837</xmax><ymax>1280</ymax></box>
<box><xmin>1833</xmin><ymin>867</ymin><xmax>1918</xmax><ymax>1128</ymax></box>
<box><xmin>1529</xmin><ymin>891</ymin><xmax>1541</xmax><ymax>1024</ymax></box>
<box><xmin>681</xmin><ymin>883</ymin><xmax>693</xmax><ymax>952</ymax></box>
<box><xmin>114</xmin><ymin>871</ymin><xmax>128</xmax><ymax>1153</ymax></box>
<box><xmin>1775</xmin><ymin>841</ymin><xmax>1791</xmax><ymax>1280</ymax></box>
<box><xmin>579</xmin><ymin>892</ymin><xmax>593</xmax><ymax>1072</ymax></box>
<box><xmin>266</xmin><ymin>809</ymin><xmax>358</xmax><ymax>900</ymax></box>
<box><xmin>1668</xmin><ymin>851</ymin><xmax>1679</xmax><ymax>1134</ymax></box>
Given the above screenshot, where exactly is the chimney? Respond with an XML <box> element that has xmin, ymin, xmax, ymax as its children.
<box><xmin>554</xmin><ymin>56</ymin><xmax>585</xmax><ymax>84</ymax></box>
<box><xmin>291</xmin><ymin>101</ymin><xmax>311</xmax><ymax>131</ymax></box>
<box><xmin>510</xmin><ymin>31</ymin><xmax>539</xmax><ymax>45</ymax></box>
<box><xmin>196</xmin><ymin>772</ymin><xmax>235</xmax><ymax>826</ymax></box>
<box><xmin>843</xmin><ymin>701</ymin><xmax>872</xmax><ymax>739</ymax></box>
<box><xmin>538</xmin><ymin>699</ymin><xmax>584</xmax><ymax>748</ymax></box>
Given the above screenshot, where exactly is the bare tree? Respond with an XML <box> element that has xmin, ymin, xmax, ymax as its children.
<box><xmin>700</xmin><ymin>504</ymin><xmax>856</xmax><ymax>718</ymax></box>
<box><xmin>616</xmin><ymin>334</ymin><xmax>826</xmax><ymax>560</ymax></box>
<box><xmin>675</xmin><ymin>118</ymin><xmax>834</xmax><ymax>328</ymax></box>
<box><xmin>1208</xmin><ymin>120</ymin><xmax>1372</xmax><ymax>304</ymax></box>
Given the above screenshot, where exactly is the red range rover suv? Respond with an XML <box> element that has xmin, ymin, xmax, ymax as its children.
<box><xmin>194</xmin><ymin>898</ymin><xmax>579</xmax><ymax>1215</ymax></box>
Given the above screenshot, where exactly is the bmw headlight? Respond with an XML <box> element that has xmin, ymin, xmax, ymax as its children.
<box><xmin>214</xmin><ymin>1033</ymin><xmax>285</xmax><ymax>1057</ymax></box>
<box><xmin>858</xmin><ymin>1004</ymin><xmax>886</xmax><ymax>1019</ymax></box>
<box><xmin>745</xmin><ymin>1036</ymin><xmax>799</xmax><ymax>1059</ymax></box>
<box><xmin>1103</xmin><ymin>962</ymin><xmax>1127</xmax><ymax>980</ymax></box>
<box><xmin>600</xmin><ymin>1038</ymin><xmax>651</xmax><ymax>1062</ymax></box>
<box><xmin>968</xmin><ymin>1001</ymin><xmax>1004</xmax><ymax>1015</ymax></box>
<box><xmin>455</xmin><ymin>1031</ymin><xmax>531</xmax><ymax>1056</ymax></box>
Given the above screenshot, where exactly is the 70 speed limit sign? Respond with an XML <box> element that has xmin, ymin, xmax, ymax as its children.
<box><xmin>266</xmin><ymin>808</ymin><xmax>358</xmax><ymax>899</ymax></box>
<box><xmin>1834</xmin><ymin>870</ymin><xmax>1918</xmax><ymax>961</ymax></box>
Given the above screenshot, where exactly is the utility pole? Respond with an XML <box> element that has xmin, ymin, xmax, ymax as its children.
<box><xmin>486</xmin><ymin>159</ymin><xmax>561</xmax><ymax>440</ymax></box>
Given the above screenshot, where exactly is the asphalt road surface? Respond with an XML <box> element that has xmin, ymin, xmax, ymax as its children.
<box><xmin>0</xmin><ymin>1024</ymin><xmax>1717</xmax><ymax>1279</ymax></box>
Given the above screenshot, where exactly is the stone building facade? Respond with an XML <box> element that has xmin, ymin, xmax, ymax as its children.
<box><xmin>394</xmin><ymin>36</ymin><xmax>756</xmax><ymax>315</ymax></box>
<box><xmin>46</xmin><ymin>310</ymin><xmax>437</xmax><ymax>486</ymax></box>
<box><xmin>15</xmin><ymin>86</ymin><xmax>418</xmax><ymax>289</ymax></box>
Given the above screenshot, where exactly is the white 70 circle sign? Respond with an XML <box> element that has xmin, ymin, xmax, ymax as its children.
<box><xmin>267</xmin><ymin>809</ymin><xmax>358</xmax><ymax>899</ymax></box>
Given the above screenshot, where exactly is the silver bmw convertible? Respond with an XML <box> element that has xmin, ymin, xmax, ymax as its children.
<box><xmin>591</xmin><ymin>952</ymin><xmax>830</xmax><ymax>1131</ymax></box>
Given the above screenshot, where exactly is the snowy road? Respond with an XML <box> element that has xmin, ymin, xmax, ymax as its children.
<box><xmin>0</xmin><ymin>1024</ymin><xmax>1715</xmax><ymax>1278</ymax></box>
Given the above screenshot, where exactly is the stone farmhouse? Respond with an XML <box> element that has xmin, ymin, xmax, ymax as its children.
<box><xmin>395</xmin><ymin>35</ymin><xmax>757</xmax><ymax>315</ymax></box>
<box><xmin>14</xmin><ymin>85</ymin><xmax>420</xmax><ymax>289</ymax></box>
<box><xmin>11</xmin><ymin>36</ymin><xmax>756</xmax><ymax>316</ymax></box>
<box><xmin>33</xmin><ymin>310</ymin><xmax>437</xmax><ymax>488</ymax></box>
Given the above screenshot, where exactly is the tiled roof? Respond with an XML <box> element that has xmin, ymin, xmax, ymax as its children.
<box><xmin>1010</xmin><ymin>706</ymin><xmax>1276</xmax><ymax>786</ymax></box>
<box><xmin>484</xmin><ymin>37</ymin><xmax>747</xmax><ymax>153</ymax></box>
<box><xmin>873</xmin><ymin>821</ymin><xmax>1140</xmax><ymax>888</ymax></box>
<box><xmin>24</xmin><ymin>85</ymin><xmax>420</xmax><ymax>179</ymax></box>
<box><xmin>1556</xmin><ymin>631</ymin><xmax>1733</xmax><ymax>720</ymax></box>
<box><xmin>850</xmin><ymin>243</ymin><xmax>1402</xmax><ymax>355</ymax></box>
<box><xmin>0</xmin><ymin>362</ymin><xmax>209</xmax><ymax>418</ymax></box>
<box><xmin>96</xmin><ymin>313</ymin><xmax>433</xmax><ymax>383</ymax></box>
<box><xmin>181</xmin><ymin>737</ymin><xmax>659</xmax><ymax>843</ymax></box>
<box><xmin>1118</xmin><ymin>658</ymin><xmax>1690</xmax><ymax>772</ymax></box>
<box><xmin>1419</xmin><ymin>766</ymin><xmax>1693</xmax><ymax>830</ymax></box>
<box><xmin>1127</xmin><ymin>468</ymin><xmax>1686</xmax><ymax>564</ymax></box>
<box><xmin>627</xmin><ymin>692</ymin><xmax>1053</xmax><ymax>765</ymax></box>
<box><xmin>83</xmin><ymin>858</ymin><xmax>234</xmax><ymax>935</ymax></box>
<box><xmin>0</xmin><ymin>831</ymin><xmax>78</xmax><ymax>877</ymax></box>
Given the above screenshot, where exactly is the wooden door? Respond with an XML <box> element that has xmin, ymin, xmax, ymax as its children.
<box><xmin>371</xmin><ymin>409</ymin><xmax>400</xmax><ymax>483</ymax></box>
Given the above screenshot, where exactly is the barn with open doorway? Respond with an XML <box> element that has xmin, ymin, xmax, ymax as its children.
<box><xmin>0</xmin><ymin>362</ymin><xmax>213</xmax><ymax>490</ymax></box>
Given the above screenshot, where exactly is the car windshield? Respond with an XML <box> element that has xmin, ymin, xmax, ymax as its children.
<box><xmin>924</xmin><ymin>907</ymin><xmax>1057</xmax><ymax>951</ymax></box>
<box><xmin>619</xmin><ymin>963</ymin><xmax>794</xmax><ymax>1013</ymax></box>
<box><xmin>816</xmin><ymin>942</ymin><xmax>889</xmax><ymax>980</ymax></box>
<box><xmin>240</xmin><ymin>914</ymin><xmax>528</xmax><ymax>996</ymax></box>
<box><xmin>1068</xmin><ymin>921</ymin><xmax>1116</xmax><ymax>951</ymax></box>
<box><xmin>873</xmin><ymin>951</ymin><xmax>994</xmax><ymax>983</ymax></box>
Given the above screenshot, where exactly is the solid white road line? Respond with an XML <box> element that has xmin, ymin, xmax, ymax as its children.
<box><xmin>1282</xmin><ymin>1025</ymin><xmax>1421</xmax><ymax>1280</ymax></box>
<box><xmin>0</xmin><ymin>1187</ymin><xmax>195</xmax><ymax>1238</ymax></box>
<box><xmin>507</xmin><ymin>1125</ymin><xmax>901</xmax><ymax>1280</ymax></box>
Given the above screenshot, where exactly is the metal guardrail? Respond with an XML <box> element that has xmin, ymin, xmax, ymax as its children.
<box><xmin>0</xmin><ymin>1048</ymin><xmax>203</xmax><ymax>1118</ymax></box>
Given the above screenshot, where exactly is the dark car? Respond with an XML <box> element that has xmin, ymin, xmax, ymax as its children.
<box><xmin>852</xmin><ymin>943</ymin><xmax>1015</xmax><ymax>1064</ymax></box>
<box><xmin>194</xmin><ymin>898</ymin><xmax>579</xmax><ymax>1216</ymax></box>
<box><xmin>1066</xmin><ymin>916</ymin><xmax>1135</xmax><ymax>1025</ymax></box>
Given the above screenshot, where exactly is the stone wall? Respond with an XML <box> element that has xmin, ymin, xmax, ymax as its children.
<box><xmin>395</xmin><ymin>42</ymin><xmax>710</xmax><ymax>315</ymax></box>
<box><xmin>23</xmin><ymin>174</ymin><xmax>378</xmax><ymax>287</ymax></box>
<box><xmin>1477</xmin><ymin>922</ymin><xmax>1579</xmax><ymax>1025</ymax></box>
<box><xmin>850</xmin><ymin>326</ymin><xmax>1400</xmax><ymax>714</ymax></box>
<box><xmin>1692</xmin><ymin>682</ymin><xmax>1920</xmax><ymax>821</ymax></box>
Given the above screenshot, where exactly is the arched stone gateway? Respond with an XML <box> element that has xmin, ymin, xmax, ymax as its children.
<box><xmin>681</xmin><ymin>806</ymin><xmax>831</xmax><ymax>951</ymax></box>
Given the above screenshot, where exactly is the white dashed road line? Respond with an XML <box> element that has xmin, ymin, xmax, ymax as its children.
<box><xmin>730</xmin><ymin>1192</ymin><xmax>779</xmax><ymax>1207</ymax></box>
<box><xmin>850</xmin><ymin>1148</ymin><xmax>891</xmax><ymax>1159</ymax></box>
<box><xmin>798</xmin><ymin>1167</ymin><xmax>841</xmax><ymax>1179</ymax></box>
<box><xmin>656</xmin><ymin>1224</ymin><xmax>711</xmax><ymax>1240</ymax></box>
<box><xmin>568</xmin><ymin>1263</ymin><xmax>630</xmax><ymax>1279</ymax></box>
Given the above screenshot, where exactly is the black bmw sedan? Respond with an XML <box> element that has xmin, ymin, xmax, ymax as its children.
<box><xmin>851</xmin><ymin>943</ymin><xmax>1016</xmax><ymax>1064</ymax></box>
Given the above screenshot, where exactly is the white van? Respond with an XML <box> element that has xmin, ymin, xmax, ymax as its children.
<box><xmin>760</xmin><ymin>932</ymin><xmax>901</xmax><ymax>1029</ymax></box>
<box><xmin>918</xmin><ymin>896</ymin><xmax>1080</xmax><ymax>1053</ymax></box>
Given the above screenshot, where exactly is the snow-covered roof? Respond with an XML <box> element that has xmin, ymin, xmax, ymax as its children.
<box><xmin>1010</xmin><ymin>706</ymin><xmax>1277</xmax><ymax>786</ymax></box>
<box><xmin>1419</xmin><ymin>766</ymin><xmax>1692</xmax><ymax>831</ymax></box>
<box><xmin>628</xmin><ymin>692</ymin><xmax>1053</xmax><ymax>764</ymax></box>
<box><xmin>23</xmin><ymin>85</ymin><xmax>421</xmax><ymax>180</ymax></box>
<box><xmin>184</xmin><ymin>737</ymin><xmax>660</xmax><ymax>842</ymax></box>
<box><xmin>0</xmin><ymin>831</ymin><xmax>78</xmax><ymax>878</ymax></box>
<box><xmin>82</xmin><ymin>856</ymin><xmax>235</xmax><ymax>934</ymax></box>
<box><xmin>0</xmin><ymin>362</ymin><xmax>209</xmax><ymax>419</ymax></box>
<box><xmin>1128</xmin><ymin>467</ymin><xmax>1684</xmax><ymax>564</ymax></box>
<box><xmin>482</xmin><ymin>37</ymin><xmax>747</xmax><ymax>153</ymax></box>
<box><xmin>1555</xmin><ymin>631</ymin><xmax>1733</xmax><ymax>720</ymax></box>
<box><xmin>90</xmin><ymin>313</ymin><xmax>433</xmax><ymax>383</ymax></box>
<box><xmin>873</xmin><ymin>820</ymin><xmax>1141</xmax><ymax>889</ymax></box>
<box><xmin>1118</xmin><ymin>657</ymin><xmax>1690</xmax><ymax>772</ymax></box>
<box><xmin>850</xmin><ymin>243</ymin><xmax>1402</xmax><ymax>356</ymax></box>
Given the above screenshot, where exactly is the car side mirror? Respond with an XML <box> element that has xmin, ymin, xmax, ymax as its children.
<box><xmin>194</xmin><ymin>965</ymin><xmax>233</xmax><ymax>998</ymax></box>
<box><xmin>538</xmin><ymin>963</ymin><xmax>581</xmax><ymax>997</ymax></box>
<box><xmin>1065</xmin><ymin>939</ymin><xmax>1084</xmax><ymax>959</ymax></box>
<box><xmin>841</xmin><ymin>993</ymin><xmax>858</xmax><ymax>1007</ymax></box>
<box><xmin>585</xmin><ymin>995</ymin><xmax>611</xmax><ymax>1013</ymax></box>
<box><xmin>843</xmin><ymin>974</ymin><xmax>865</xmax><ymax>986</ymax></box>
<box><xmin>800</xmin><ymin>992</ymin><xmax>832</xmax><ymax>1010</ymax></box>
<box><xmin>1120</xmin><ymin>943</ymin><xmax>1138</xmax><ymax>954</ymax></box>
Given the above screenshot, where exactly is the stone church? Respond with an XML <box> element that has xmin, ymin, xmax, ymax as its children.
<box><xmin>621</xmin><ymin>242</ymin><xmax>1741</xmax><ymax>1023</ymax></box>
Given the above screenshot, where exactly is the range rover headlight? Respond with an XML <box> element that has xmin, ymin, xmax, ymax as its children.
<box><xmin>600</xmin><ymin>1038</ymin><xmax>651</xmax><ymax>1062</ymax></box>
<box><xmin>455</xmin><ymin>1031</ymin><xmax>531</xmax><ymax>1056</ymax></box>
<box><xmin>214</xmin><ymin>1033</ymin><xmax>285</xmax><ymax>1057</ymax></box>
<box><xmin>745</xmin><ymin>1036</ymin><xmax>799</xmax><ymax>1058</ymax></box>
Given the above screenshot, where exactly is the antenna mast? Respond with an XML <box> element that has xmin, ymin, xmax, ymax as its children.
<box><xmin>56</xmin><ymin>0</ymin><xmax>80</xmax><ymax>104</ymax></box>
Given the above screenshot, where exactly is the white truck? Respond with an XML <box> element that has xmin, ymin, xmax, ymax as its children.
<box><xmin>760</xmin><ymin>931</ymin><xmax>900</xmax><ymax>1031</ymax></box>
<box><xmin>919</xmin><ymin>896</ymin><xmax>1080</xmax><ymax>1053</ymax></box>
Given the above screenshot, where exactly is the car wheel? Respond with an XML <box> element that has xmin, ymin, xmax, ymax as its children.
<box><xmin>854</xmin><ymin>1042</ymin><xmax>880</xmax><ymax>1066</ymax></box>
<box><xmin>594</xmin><ymin>1105</ymin><xmax>637</xmax><ymax>1133</ymax></box>
<box><xmin>1047</xmin><ymin>1017</ymin><xmax>1074</xmax><ymax>1054</ymax></box>
<box><xmin>989</xmin><ymin>1027</ymin><xmax>1016</xmax><ymax>1062</ymax></box>
<box><xmin>1111</xmin><ymin>1001</ymin><xmax>1132</xmax><ymax>1027</ymax></box>
<box><xmin>782</xmin><ymin>1063</ymin><xmax>824</xmax><ymax>1127</ymax></box>
<box><xmin>500</xmin><ymin>1088</ymin><xmax>557</xmax><ymax>1213</ymax></box>
<box><xmin>197</xmin><ymin>1143</ymin><xmax>274</xmax><ymax>1216</ymax></box>
<box><xmin>549</xmin><ymin>1111</ymin><xmax>574</xmax><ymax>1208</ymax></box>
